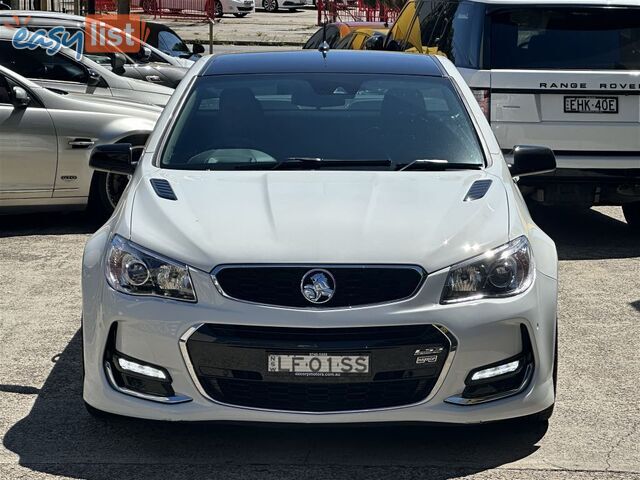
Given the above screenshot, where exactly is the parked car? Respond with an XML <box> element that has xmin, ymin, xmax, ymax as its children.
<box><xmin>304</xmin><ymin>22</ymin><xmax>387</xmax><ymax>49</ymax></box>
<box><xmin>0</xmin><ymin>28</ymin><xmax>174</xmax><ymax>106</ymax></box>
<box><xmin>135</xmin><ymin>0</ymin><xmax>255</xmax><ymax>18</ymax></box>
<box><xmin>381</xmin><ymin>0</ymin><xmax>640</xmax><ymax>228</ymax></box>
<box><xmin>334</xmin><ymin>27</ymin><xmax>389</xmax><ymax>50</ymax></box>
<box><xmin>0</xmin><ymin>12</ymin><xmax>192</xmax><ymax>88</ymax></box>
<box><xmin>261</xmin><ymin>0</ymin><xmax>305</xmax><ymax>12</ymax></box>
<box><xmin>82</xmin><ymin>50</ymin><xmax>558</xmax><ymax>426</ymax></box>
<box><xmin>0</xmin><ymin>65</ymin><xmax>160</xmax><ymax>216</ymax></box>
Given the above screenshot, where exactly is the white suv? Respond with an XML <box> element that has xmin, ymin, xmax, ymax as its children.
<box><xmin>383</xmin><ymin>0</ymin><xmax>640</xmax><ymax>228</ymax></box>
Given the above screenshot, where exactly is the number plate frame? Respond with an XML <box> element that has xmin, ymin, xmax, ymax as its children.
<box><xmin>564</xmin><ymin>96</ymin><xmax>619</xmax><ymax>114</ymax></box>
<box><xmin>267</xmin><ymin>353</ymin><xmax>370</xmax><ymax>377</ymax></box>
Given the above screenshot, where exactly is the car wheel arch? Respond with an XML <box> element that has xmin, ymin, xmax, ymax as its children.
<box><xmin>88</xmin><ymin>132</ymin><xmax>150</xmax><ymax>218</ymax></box>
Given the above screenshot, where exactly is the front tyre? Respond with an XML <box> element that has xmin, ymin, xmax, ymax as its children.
<box><xmin>622</xmin><ymin>202</ymin><xmax>640</xmax><ymax>230</ymax></box>
<box><xmin>263</xmin><ymin>0</ymin><xmax>278</xmax><ymax>12</ymax></box>
<box><xmin>89</xmin><ymin>171</ymin><xmax>130</xmax><ymax>219</ymax></box>
<box><xmin>214</xmin><ymin>0</ymin><xmax>224</xmax><ymax>17</ymax></box>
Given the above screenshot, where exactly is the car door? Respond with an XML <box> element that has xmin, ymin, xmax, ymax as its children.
<box><xmin>0</xmin><ymin>73</ymin><xmax>58</xmax><ymax>200</ymax></box>
<box><xmin>0</xmin><ymin>40</ymin><xmax>112</xmax><ymax>97</ymax></box>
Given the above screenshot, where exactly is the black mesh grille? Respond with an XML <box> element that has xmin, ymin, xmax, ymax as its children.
<box><xmin>205</xmin><ymin>378</ymin><xmax>435</xmax><ymax>412</ymax></box>
<box><xmin>214</xmin><ymin>266</ymin><xmax>425</xmax><ymax>308</ymax></box>
<box><xmin>186</xmin><ymin>324</ymin><xmax>450</xmax><ymax>412</ymax></box>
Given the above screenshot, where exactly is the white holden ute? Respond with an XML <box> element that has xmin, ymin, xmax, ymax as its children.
<box><xmin>81</xmin><ymin>51</ymin><xmax>559</xmax><ymax>425</ymax></box>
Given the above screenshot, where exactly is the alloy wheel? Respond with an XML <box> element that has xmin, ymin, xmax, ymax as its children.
<box><xmin>105</xmin><ymin>173</ymin><xmax>130</xmax><ymax>210</ymax></box>
<box><xmin>263</xmin><ymin>0</ymin><xmax>278</xmax><ymax>12</ymax></box>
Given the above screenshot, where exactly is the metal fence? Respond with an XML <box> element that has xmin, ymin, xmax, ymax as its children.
<box><xmin>10</xmin><ymin>0</ymin><xmax>216</xmax><ymax>19</ymax></box>
<box><xmin>14</xmin><ymin>0</ymin><xmax>77</xmax><ymax>12</ymax></box>
<box><xmin>91</xmin><ymin>0</ymin><xmax>219</xmax><ymax>19</ymax></box>
<box><xmin>317</xmin><ymin>0</ymin><xmax>400</xmax><ymax>24</ymax></box>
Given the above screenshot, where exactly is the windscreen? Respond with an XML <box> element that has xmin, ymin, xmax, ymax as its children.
<box><xmin>490</xmin><ymin>7</ymin><xmax>640</xmax><ymax>70</ymax></box>
<box><xmin>161</xmin><ymin>73</ymin><xmax>484</xmax><ymax>170</ymax></box>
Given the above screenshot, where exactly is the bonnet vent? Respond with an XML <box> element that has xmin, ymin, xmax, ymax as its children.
<box><xmin>150</xmin><ymin>179</ymin><xmax>177</xmax><ymax>201</ymax></box>
<box><xmin>464</xmin><ymin>180</ymin><xmax>492</xmax><ymax>202</ymax></box>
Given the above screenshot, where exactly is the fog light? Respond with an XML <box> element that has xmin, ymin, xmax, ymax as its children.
<box><xmin>470</xmin><ymin>360</ymin><xmax>520</xmax><ymax>381</ymax></box>
<box><xmin>117</xmin><ymin>357</ymin><xmax>168</xmax><ymax>380</ymax></box>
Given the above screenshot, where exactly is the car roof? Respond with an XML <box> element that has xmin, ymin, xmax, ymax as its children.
<box><xmin>144</xmin><ymin>21</ymin><xmax>179</xmax><ymax>33</ymax></box>
<box><xmin>202</xmin><ymin>51</ymin><xmax>443</xmax><ymax>76</ymax></box>
<box><xmin>466</xmin><ymin>0</ymin><xmax>638</xmax><ymax>5</ymax></box>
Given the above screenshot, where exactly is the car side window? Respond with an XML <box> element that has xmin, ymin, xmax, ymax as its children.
<box><xmin>326</xmin><ymin>26</ymin><xmax>341</xmax><ymax>48</ymax></box>
<box><xmin>158</xmin><ymin>30</ymin><xmax>190</xmax><ymax>55</ymax></box>
<box><xmin>334</xmin><ymin>33</ymin><xmax>353</xmax><ymax>50</ymax></box>
<box><xmin>436</xmin><ymin>1</ymin><xmax>485</xmax><ymax>68</ymax></box>
<box><xmin>418</xmin><ymin>0</ymin><xmax>448</xmax><ymax>47</ymax></box>
<box><xmin>386</xmin><ymin>1</ymin><xmax>417</xmax><ymax>50</ymax></box>
<box><xmin>304</xmin><ymin>29</ymin><xmax>324</xmax><ymax>49</ymax></box>
<box><xmin>0</xmin><ymin>73</ymin><xmax>11</xmax><ymax>104</ymax></box>
<box><xmin>0</xmin><ymin>41</ymin><xmax>88</xmax><ymax>83</ymax></box>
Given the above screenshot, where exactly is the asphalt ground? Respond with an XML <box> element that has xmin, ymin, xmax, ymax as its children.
<box><xmin>0</xmin><ymin>206</ymin><xmax>639</xmax><ymax>480</ymax></box>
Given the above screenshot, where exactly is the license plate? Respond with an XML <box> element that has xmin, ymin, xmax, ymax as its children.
<box><xmin>268</xmin><ymin>354</ymin><xmax>369</xmax><ymax>376</ymax></box>
<box><xmin>564</xmin><ymin>96</ymin><xmax>618</xmax><ymax>114</ymax></box>
<box><xmin>244</xmin><ymin>1</ymin><xmax>252</xmax><ymax>4</ymax></box>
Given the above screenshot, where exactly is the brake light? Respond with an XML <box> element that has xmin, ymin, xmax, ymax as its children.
<box><xmin>472</xmin><ymin>88</ymin><xmax>491</xmax><ymax>120</ymax></box>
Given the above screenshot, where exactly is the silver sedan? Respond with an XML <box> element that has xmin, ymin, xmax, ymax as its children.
<box><xmin>0</xmin><ymin>65</ymin><xmax>161</xmax><ymax>216</ymax></box>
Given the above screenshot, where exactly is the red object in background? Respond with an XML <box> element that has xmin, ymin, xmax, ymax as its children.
<box><xmin>90</xmin><ymin>0</ymin><xmax>217</xmax><ymax>19</ymax></box>
<box><xmin>316</xmin><ymin>0</ymin><xmax>399</xmax><ymax>26</ymax></box>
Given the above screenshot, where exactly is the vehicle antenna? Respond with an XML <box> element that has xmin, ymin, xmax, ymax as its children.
<box><xmin>319</xmin><ymin>22</ymin><xmax>330</xmax><ymax>56</ymax></box>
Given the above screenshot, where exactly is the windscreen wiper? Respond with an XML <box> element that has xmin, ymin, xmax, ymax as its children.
<box><xmin>397</xmin><ymin>159</ymin><xmax>483</xmax><ymax>171</ymax></box>
<box><xmin>272</xmin><ymin>157</ymin><xmax>392</xmax><ymax>170</ymax></box>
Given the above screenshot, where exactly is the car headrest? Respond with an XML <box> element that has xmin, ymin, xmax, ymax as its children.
<box><xmin>219</xmin><ymin>87</ymin><xmax>263</xmax><ymax>118</ymax></box>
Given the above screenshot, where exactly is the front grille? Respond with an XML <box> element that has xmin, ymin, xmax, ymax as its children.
<box><xmin>213</xmin><ymin>265</ymin><xmax>425</xmax><ymax>308</ymax></box>
<box><xmin>185</xmin><ymin>324</ymin><xmax>450</xmax><ymax>412</ymax></box>
<box><xmin>205</xmin><ymin>378</ymin><xmax>435</xmax><ymax>412</ymax></box>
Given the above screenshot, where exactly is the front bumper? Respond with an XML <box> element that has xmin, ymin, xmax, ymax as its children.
<box><xmin>82</xmin><ymin>265</ymin><xmax>557</xmax><ymax>424</ymax></box>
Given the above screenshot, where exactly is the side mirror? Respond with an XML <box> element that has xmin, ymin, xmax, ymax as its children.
<box><xmin>87</xmin><ymin>69</ymin><xmax>102</xmax><ymax>86</ymax></box>
<box><xmin>192</xmin><ymin>43</ymin><xmax>205</xmax><ymax>54</ymax></box>
<box><xmin>89</xmin><ymin>144</ymin><xmax>136</xmax><ymax>175</ymax></box>
<box><xmin>364</xmin><ymin>33</ymin><xmax>385</xmax><ymax>50</ymax></box>
<box><xmin>510</xmin><ymin>145</ymin><xmax>556</xmax><ymax>177</ymax></box>
<box><xmin>11</xmin><ymin>86</ymin><xmax>31</xmax><ymax>108</ymax></box>
<box><xmin>141</xmin><ymin>46</ymin><xmax>152</xmax><ymax>62</ymax></box>
<box><xmin>110</xmin><ymin>53</ymin><xmax>126</xmax><ymax>76</ymax></box>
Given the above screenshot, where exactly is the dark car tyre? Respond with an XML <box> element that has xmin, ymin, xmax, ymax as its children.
<box><xmin>215</xmin><ymin>1</ymin><xmax>224</xmax><ymax>17</ymax></box>
<box><xmin>263</xmin><ymin>0</ymin><xmax>278</xmax><ymax>12</ymax></box>
<box><xmin>90</xmin><ymin>171</ymin><xmax>130</xmax><ymax>219</ymax></box>
<box><xmin>622</xmin><ymin>202</ymin><xmax>640</xmax><ymax>230</ymax></box>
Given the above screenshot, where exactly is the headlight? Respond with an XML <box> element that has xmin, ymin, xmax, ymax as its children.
<box><xmin>105</xmin><ymin>235</ymin><xmax>196</xmax><ymax>302</ymax></box>
<box><xmin>441</xmin><ymin>236</ymin><xmax>534</xmax><ymax>304</ymax></box>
